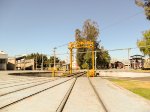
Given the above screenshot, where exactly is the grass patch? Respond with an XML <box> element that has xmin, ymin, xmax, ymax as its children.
<box><xmin>109</xmin><ymin>78</ymin><xmax>150</xmax><ymax>100</ymax></box>
<box><xmin>129</xmin><ymin>69</ymin><xmax>150</xmax><ymax>73</ymax></box>
<box><xmin>129</xmin><ymin>88</ymin><xmax>150</xmax><ymax>100</ymax></box>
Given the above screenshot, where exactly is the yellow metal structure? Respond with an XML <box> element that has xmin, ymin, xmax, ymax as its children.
<box><xmin>68</xmin><ymin>41</ymin><xmax>95</xmax><ymax>76</ymax></box>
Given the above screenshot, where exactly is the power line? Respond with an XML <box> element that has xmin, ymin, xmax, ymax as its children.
<box><xmin>108</xmin><ymin>47</ymin><xmax>137</xmax><ymax>51</ymax></box>
<box><xmin>101</xmin><ymin>11</ymin><xmax>143</xmax><ymax>31</ymax></box>
<box><xmin>49</xmin><ymin>45</ymin><xmax>149</xmax><ymax>56</ymax></box>
<box><xmin>54</xmin><ymin>47</ymin><xmax>138</xmax><ymax>56</ymax></box>
<box><xmin>55</xmin><ymin>43</ymin><xmax>68</xmax><ymax>48</ymax></box>
<box><xmin>52</xmin><ymin>11</ymin><xmax>143</xmax><ymax>50</ymax></box>
<box><xmin>49</xmin><ymin>11</ymin><xmax>145</xmax><ymax>58</ymax></box>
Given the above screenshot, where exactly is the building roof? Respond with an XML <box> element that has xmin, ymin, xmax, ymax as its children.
<box><xmin>0</xmin><ymin>51</ymin><xmax>8</xmax><ymax>59</ymax></box>
<box><xmin>0</xmin><ymin>51</ymin><xmax>7</xmax><ymax>55</ymax></box>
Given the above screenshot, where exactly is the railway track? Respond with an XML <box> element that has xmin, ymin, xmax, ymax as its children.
<box><xmin>0</xmin><ymin>78</ymin><xmax>59</xmax><ymax>97</ymax></box>
<box><xmin>0</xmin><ymin>72</ymin><xmax>85</xmax><ymax>111</ymax></box>
<box><xmin>0</xmin><ymin>77</ymin><xmax>57</xmax><ymax>89</ymax></box>
<box><xmin>0</xmin><ymin>76</ymin><xmax>50</xmax><ymax>85</ymax></box>
<box><xmin>0</xmin><ymin>72</ymin><xmax>109</xmax><ymax>112</ymax></box>
<box><xmin>56</xmin><ymin>76</ymin><xmax>108</xmax><ymax>112</ymax></box>
<box><xmin>88</xmin><ymin>77</ymin><xmax>108</xmax><ymax>112</ymax></box>
<box><xmin>1</xmin><ymin>72</ymin><xmax>149</xmax><ymax>112</ymax></box>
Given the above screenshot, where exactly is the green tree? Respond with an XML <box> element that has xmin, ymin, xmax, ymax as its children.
<box><xmin>75</xmin><ymin>19</ymin><xmax>110</xmax><ymax>69</ymax></box>
<box><xmin>137</xmin><ymin>30</ymin><xmax>150</xmax><ymax>57</ymax></box>
<box><xmin>96</xmin><ymin>47</ymin><xmax>111</xmax><ymax>69</ymax></box>
<box><xmin>135</xmin><ymin>0</ymin><xmax>150</xmax><ymax>20</ymax></box>
<box><xmin>82</xmin><ymin>19</ymin><xmax>99</xmax><ymax>41</ymax></box>
<box><xmin>48</xmin><ymin>56</ymin><xmax>60</xmax><ymax>67</ymax></box>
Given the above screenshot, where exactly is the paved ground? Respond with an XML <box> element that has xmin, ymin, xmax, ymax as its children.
<box><xmin>0</xmin><ymin>73</ymin><xmax>150</xmax><ymax>112</ymax></box>
<box><xmin>91</xmin><ymin>78</ymin><xmax>150</xmax><ymax>112</ymax></box>
<box><xmin>63</xmin><ymin>77</ymin><xmax>105</xmax><ymax>112</ymax></box>
<box><xmin>1</xmin><ymin>79</ymin><xmax>74</xmax><ymax>112</ymax></box>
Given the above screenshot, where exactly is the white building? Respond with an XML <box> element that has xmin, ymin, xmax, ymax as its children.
<box><xmin>0</xmin><ymin>51</ymin><xmax>8</xmax><ymax>70</ymax></box>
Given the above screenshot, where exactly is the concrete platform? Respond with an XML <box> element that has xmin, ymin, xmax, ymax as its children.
<box><xmin>0</xmin><ymin>78</ymin><xmax>55</xmax><ymax>96</ymax></box>
<box><xmin>1</xmin><ymin>79</ymin><xmax>75</xmax><ymax>112</ymax></box>
<box><xmin>91</xmin><ymin>77</ymin><xmax>150</xmax><ymax>112</ymax></box>
<box><xmin>0</xmin><ymin>77</ymin><xmax>70</xmax><ymax>108</ymax></box>
<box><xmin>63</xmin><ymin>77</ymin><xmax>106</xmax><ymax>112</ymax></box>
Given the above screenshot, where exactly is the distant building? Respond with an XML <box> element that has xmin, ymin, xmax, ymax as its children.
<box><xmin>7</xmin><ymin>57</ymin><xmax>16</xmax><ymax>70</ymax></box>
<box><xmin>110</xmin><ymin>58</ymin><xmax>130</xmax><ymax>69</ymax></box>
<box><xmin>0</xmin><ymin>51</ymin><xmax>8</xmax><ymax>70</ymax></box>
<box><xmin>130</xmin><ymin>55</ymin><xmax>144</xmax><ymax>69</ymax></box>
<box><xmin>8</xmin><ymin>56</ymin><xmax>34</xmax><ymax>70</ymax></box>
<box><xmin>110</xmin><ymin>61</ymin><xmax>124</xmax><ymax>69</ymax></box>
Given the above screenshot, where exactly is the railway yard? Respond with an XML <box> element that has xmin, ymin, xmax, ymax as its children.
<box><xmin>0</xmin><ymin>72</ymin><xmax>150</xmax><ymax>112</ymax></box>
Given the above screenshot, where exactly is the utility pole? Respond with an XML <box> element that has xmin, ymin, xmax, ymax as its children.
<box><xmin>128</xmin><ymin>48</ymin><xmax>131</xmax><ymax>69</ymax></box>
<box><xmin>53</xmin><ymin>47</ymin><xmax>56</xmax><ymax>77</ymax></box>
<box><xmin>54</xmin><ymin>47</ymin><xmax>56</xmax><ymax>70</ymax></box>
<box><xmin>41</xmin><ymin>54</ymin><xmax>43</xmax><ymax>70</ymax></box>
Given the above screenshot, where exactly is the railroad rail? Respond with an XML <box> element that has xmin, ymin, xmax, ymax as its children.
<box><xmin>56</xmin><ymin>73</ymin><xmax>83</xmax><ymax>112</ymax></box>
<box><xmin>0</xmin><ymin>78</ymin><xmax>59</xmax><ymax>97</ymax></box>
<box><xmin>88</xmin><ymin>77</ymin><xmax>108</xmax><ymax>112</ymax></box>
<box><xmin>56</xmin><ymin>75</ymin><xmax>108</xmax><ymax>112</ymax></box>
<box><xmin>0</xmin><ymin>72</ymin><xmax>85</xmax><ymax>110</ymax></box>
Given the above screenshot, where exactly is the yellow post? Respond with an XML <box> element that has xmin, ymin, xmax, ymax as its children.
<box><xmin>92</xmin><ymin>48</ymin><xmax>95</xmax><ymax>77</ymax></box>
<box><xmin>70</xmin><ymin>48</ymin><xmax>73</xmax><ymax>74</ymax></box>
<box><xmin>52</xmin><ymin>68</ymin><xmax>55</xmax><ymax>77</ymax></box>
<box><xmin>68</xmin><ymin>41</ymin><xmax>94</xmax><ymax>76</ymax></box>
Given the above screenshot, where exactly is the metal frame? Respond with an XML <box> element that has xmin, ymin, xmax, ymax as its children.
<box><xmin>68</xmin><ymin>41</ymin><xmax>95</xmax><ymax>76</ymax></box>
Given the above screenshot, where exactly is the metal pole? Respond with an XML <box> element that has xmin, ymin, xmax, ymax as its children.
<box><xmin>41</xmin><ymin>54</ymin><xmax>43</xmax><ymax>70</ymax></box>
<box><xmin>24</xmin><ymin>57</ymin><xmax>25</xmax><ymax>70</ymax></box>
<box><xmin>53</xmin><ymin>47</ymin><xmax>56</xmax><ymax>77</ymax></box>
<box><xmin>92</xmin><ymin>48</ymin><xmax>95</xmax><ymax>76</ymax></box>
<box><xmin>70</xmin><ymin>49</ymin><xmax>72</xmax><ymax>74</ymax></box>
<box><xmin>54</xmin><ymin>47</ymin><xmax>56</xmax><ymax>70</ymax></box>
<box><xmin>128</xmin><ymin>48</ymin><xmax>131</xmax><ymax>69</ymax></box>
<box><xmin>95</xmin><ymin>51</ymin><xmax>97</xmax><ymax>76</ymax></box>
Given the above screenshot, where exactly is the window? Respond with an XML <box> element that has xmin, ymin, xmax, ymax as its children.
<box><xmin>0</xmin><ymin>59</ymin><xmax>6</xmax><ymax>64</ymax></box>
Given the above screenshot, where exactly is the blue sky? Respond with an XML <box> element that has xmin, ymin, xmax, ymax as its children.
<box><xmin>0</xmin><ymin>0</ymin><xmax>149</xmax><ymax>60</ymax></box>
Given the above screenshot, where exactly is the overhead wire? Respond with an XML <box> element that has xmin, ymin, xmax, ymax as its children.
<box><xmin>53</xmin><ymin>11</ymin><xmax>143</xmax><ymax>50</ymax></box>
<box><xmin>50</xmin><ymin>11</ymin><xmax>145</xmax><ymax>58</ymax></box>
<box><xmin>101</xmin><ymin>11</ymin><xmax>143</xmax><ymax>31</ymax></box>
